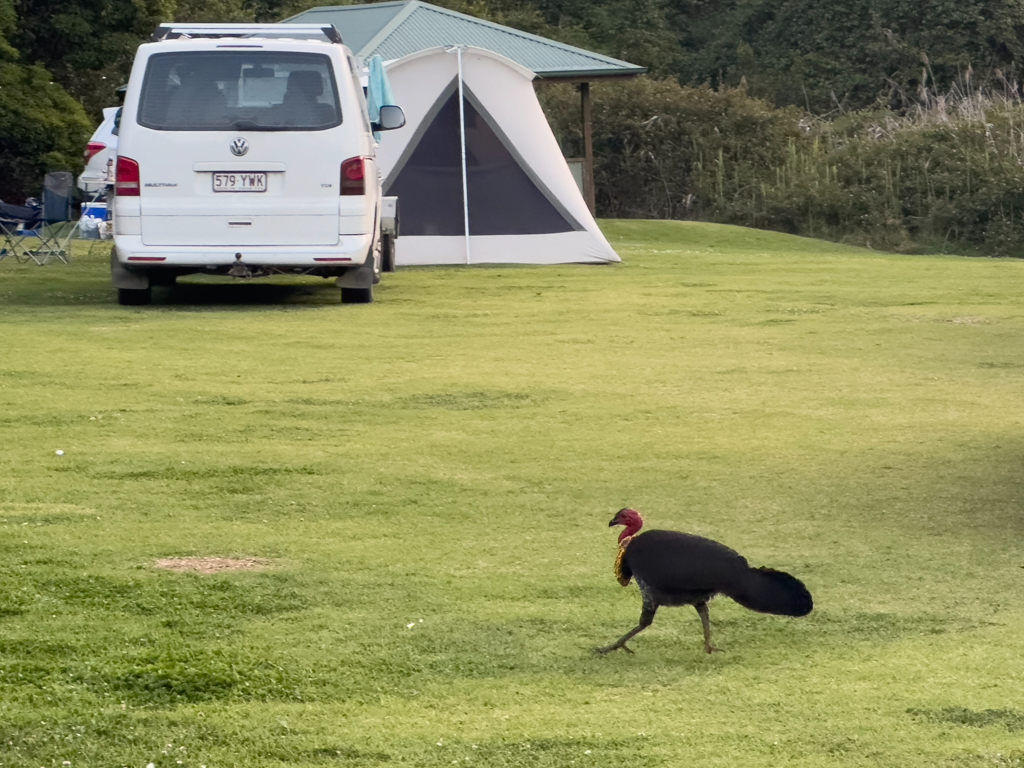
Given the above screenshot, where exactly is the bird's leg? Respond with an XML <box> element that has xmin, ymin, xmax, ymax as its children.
<box><xmin>695</xmin><ymin>602</ymin><xmax>719</xmax><ymax>654</ymax></box>
<box><xmin>596</xmin><ymin>603</ymin><xmax>656</xmax><ymax>655</ymax></box>
<box><xmin>595</xmin><ymin>625</ymin><xmax>643</xmax><ymax>655</ymax></box>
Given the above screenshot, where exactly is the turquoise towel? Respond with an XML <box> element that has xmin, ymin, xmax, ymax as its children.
<box><xmin>366</xmin><ymin>54</ymin><xmax>396</xmax><ymax>142</ymax></box>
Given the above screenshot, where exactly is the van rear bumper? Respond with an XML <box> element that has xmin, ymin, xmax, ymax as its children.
<box><xmin>113</xmin><ymin>234</ymin><xmax>372</xmax><ymax>267</ymax></box>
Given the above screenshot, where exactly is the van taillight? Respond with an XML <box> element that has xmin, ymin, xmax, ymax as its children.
<box><xmin>84</xmin><ymin>141</ymin><xmax>106</xmax><ymax>161</ymax></box>
<box><xmin>115</xmin><ymin>156</ymin><xmax>140</xmax><ymax>196</ymax></box>
<box><xmin>341</xmin><ymin>157</ymin><xmax>365</xmax><ymax>195</ymax></box>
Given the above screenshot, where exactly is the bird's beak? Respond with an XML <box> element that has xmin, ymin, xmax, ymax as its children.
<box><xmin>608</xmin><ymin>516</ymin><xmax>622</xmax><ymax>527</ymax></box>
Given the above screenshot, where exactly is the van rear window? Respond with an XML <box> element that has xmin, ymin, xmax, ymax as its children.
<box><xmin>138</xmin><ymin>51</ymin><xmax>342</xmax><ymax>131</ymax></box>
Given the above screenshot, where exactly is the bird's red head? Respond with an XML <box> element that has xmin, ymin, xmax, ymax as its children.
<box><xmin>609</xmin><ymin>507</ymin><xmax>644</xmax><ymax>543</ymax></box>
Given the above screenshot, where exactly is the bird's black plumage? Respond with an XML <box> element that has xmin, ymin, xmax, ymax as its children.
<box><xmin>620</xmin><ymin>530</ymin><xmax>748</xmax><ymax>604</ymax></box>
<box><xmin>598</xmin><ymin>509</ymin><xmax>813</xmax><ymax>655</ymax></box>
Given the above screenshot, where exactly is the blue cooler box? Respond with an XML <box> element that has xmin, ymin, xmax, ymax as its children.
<box><xmin>82</xmin><ymin>202</ymin><xmax>110</xmax><ymax>220</ymax></box>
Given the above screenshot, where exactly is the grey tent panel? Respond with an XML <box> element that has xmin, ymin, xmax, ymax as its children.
<box><xmin>383</xmin><ymin>81</ymin><xmax>465</xmax><ymax>236</ymax></box>
<box><xmin>384</xmin><ymin>82</ymin><xmax>580</xmax><ymax>237</ymax></box>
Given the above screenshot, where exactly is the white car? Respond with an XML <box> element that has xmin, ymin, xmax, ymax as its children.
<box><xmin>78</xmin><ymin>106</ymin><xmax>119</xmax><ymax>194</ymax></box>
<box><xmin>110</xmin><ymin>23</ymin><xmax>404</xmax><ymax>306</ymax></box>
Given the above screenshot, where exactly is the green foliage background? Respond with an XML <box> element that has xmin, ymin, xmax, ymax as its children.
<box><xmin>541</xmin><ymin>77</ymin><xmax>1024</xmax><ymax>255</ymax></box>
<box><xmin>672</xmin><ymin>0</ymin><xmax>1024</xmax><ymax>111</ymax></box>
<box><xmin>0</xmin><ymin>0</ymin><xmax>92</xmax><ymax>202</ymax></box>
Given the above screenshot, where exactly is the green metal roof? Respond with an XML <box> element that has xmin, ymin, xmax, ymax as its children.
<box><xmin>284</xmin><ymin>1</ymin><xmax>645</xmax><ymax>80</ymax></box>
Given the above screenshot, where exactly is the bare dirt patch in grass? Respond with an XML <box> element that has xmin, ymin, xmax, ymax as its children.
<box><xmin>153</xmin><ymin>557</ymin><xmax>273</xmax><ymax>574</ymax></box>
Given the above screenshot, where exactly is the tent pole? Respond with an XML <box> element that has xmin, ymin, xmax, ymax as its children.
<box><xmin>457</xmin><ymin>46</ymin><xmax>471</xmax><ymax>265</ymax></box>
<box><xmin>581</xmin><ymin>81</ymin><xmax>596</xmax><ymax>216</ymax></box>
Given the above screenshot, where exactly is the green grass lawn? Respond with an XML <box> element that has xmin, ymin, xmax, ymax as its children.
<box><xmin>1</xmin><ymin>222</ymin><xmax>1023</xmax><ymax>768</ymax></box>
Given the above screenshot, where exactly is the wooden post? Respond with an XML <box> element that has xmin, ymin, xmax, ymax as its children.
<box><xmin>580</xmin><ymin>81</ymin><xmax>596</xmax><ymax>215</ymax></box>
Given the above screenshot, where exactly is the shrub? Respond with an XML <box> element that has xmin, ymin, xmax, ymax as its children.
<box><xmin>0</xmin><ymin>59</ymin><xmax>92</xmax><ymax>202</ymax></box>
<box><xmin>541</xmin><ymin>75</ymin><xmax>1024</xmax><ymax>256</ymax></box>
<box><xmin>540</xmin><ymin>77</ymin><xmax>805</xmax><ymax>220</ymax></box>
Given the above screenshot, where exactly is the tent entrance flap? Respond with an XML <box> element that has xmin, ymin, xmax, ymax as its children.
<box><xmin>384</xmin><ymin>80</ymin><xmax>581</xmax><ymax>237</ymax></box>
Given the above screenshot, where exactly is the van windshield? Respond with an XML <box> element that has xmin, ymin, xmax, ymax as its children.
<box><xmin>138</xmin><ymin>51</ymin><xmax>342</xmax><ymax>131</ymax></box>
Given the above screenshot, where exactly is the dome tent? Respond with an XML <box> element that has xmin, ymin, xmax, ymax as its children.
<box><xmin>377</xmin><ymin>46</ymin><xmax>621</xmax><ymax>266</ymax></box>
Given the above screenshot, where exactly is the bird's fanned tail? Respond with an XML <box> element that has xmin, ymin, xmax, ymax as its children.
<box><xmin>724</xmin><ymin>567</ymin><xmax>813</xmax><ymax>617</ymax></box>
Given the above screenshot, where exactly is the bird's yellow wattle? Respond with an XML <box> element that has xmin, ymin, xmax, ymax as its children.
<box><xmin>614</xmin><ymin>537</ymin><xmax>633</xmax><ymax>586</ymax></box>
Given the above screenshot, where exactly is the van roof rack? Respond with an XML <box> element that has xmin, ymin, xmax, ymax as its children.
<box><xmin>152</xmin><ymin>23</ymin><xmax>343</xmax><ymax>45</ymax></box>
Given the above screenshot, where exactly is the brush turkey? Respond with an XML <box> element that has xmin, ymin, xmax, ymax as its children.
<box><xmin>597</xmin><ymin>508</ymin><xmax>813</xmax><ymax>655</ymax></box>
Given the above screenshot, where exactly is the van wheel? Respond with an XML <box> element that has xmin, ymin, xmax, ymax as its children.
<box><xmin>118</xmin><ymin>287</ymin><xmax>152</xmax><ymax>306</ymax></box>
<box><xmin>381</xmin><ymin>234</ymin><xmax>396</xmax><ymax>272</ymax></box>
<box><xmin>341</xmin><ymin>286</ymin><xmax>373</xmax><ymax>304</ymax></box>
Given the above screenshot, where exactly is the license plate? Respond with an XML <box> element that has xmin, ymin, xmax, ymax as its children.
<box><xmin>213</xmin><ymin>172</ymin><xmax>267</xmax><ymax>192</ymax></box>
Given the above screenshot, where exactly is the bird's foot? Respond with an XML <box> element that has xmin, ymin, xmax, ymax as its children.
<box><xmin>595</xmin><ymin>642</ymin><xmax>634</xmax><ymax>655</ymax></box>
<box><xmin>704</xmin><ymin>644</ymin><xmax>720</xmax><ymax>654</ymax></box>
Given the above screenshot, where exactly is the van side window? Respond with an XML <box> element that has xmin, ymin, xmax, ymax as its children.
<box><xmin>138</xmin><ymin>51</ymin><xmax>343</xmax><ymax>131</ymax></box>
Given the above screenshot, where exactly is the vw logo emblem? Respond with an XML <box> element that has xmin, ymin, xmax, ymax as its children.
<box><xmin>230</xmin><ymin>137</ymin><xmax>249</xmax><ymax>157</ymax></box>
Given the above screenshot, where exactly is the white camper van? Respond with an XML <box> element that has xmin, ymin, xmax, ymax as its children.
<box><xmin>111</xmin><ymin>23</ymin><xmax>404</xmax><ymax>305</ymax></box>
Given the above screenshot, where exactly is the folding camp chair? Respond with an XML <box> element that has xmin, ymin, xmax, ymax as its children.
<box><xmin>0</xmin><ymin>220</ymin><xmax>17</xmax><ymax>262</ymax></box>
<box><xmin>18</xmin><ymin>172</ymin><xmax>76</xmax><ymax>264</ymax></box>
<box><xmin>0</xmin><ymin>199</ymin><xmax>42</xmax><ymax>263</ymax></box>
<box><xmin>0</xmin><ymin>218</ymin><xmax>16</xmax><ymax>261</ymax></box>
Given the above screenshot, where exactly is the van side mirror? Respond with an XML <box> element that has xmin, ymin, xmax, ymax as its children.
<box><xmin>373</xmin><ymin>104</ymin><xmax>406</xmax><ymax>132</ymax></box>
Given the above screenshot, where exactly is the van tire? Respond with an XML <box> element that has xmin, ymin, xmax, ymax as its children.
<box><xmin>118</xmin><ymin>287</ymin><xmax>152</xmax><ymax>306</ymax></box>
<box><xmin>341</xmin><ymin>286</ymin><xmax>373</xmax><ymax>304</ymax></box>
<box><xmin>381</xmin><ymin>234</ymin><xmax>396</xmax><ymax>272</ymax></box>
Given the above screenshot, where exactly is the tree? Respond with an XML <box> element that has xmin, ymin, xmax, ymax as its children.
<box><xmin>0</xmin><ymin>11</ymin><xmax>91</xmax><ymax>201</ymax></box>
<box><xmin>1</xmin><ymin>0</ymin><xmax>17</xmax><ymax>61</ymax></box>
<box><xmin>488</xmin><ymin>0</ymin><xmax>682</xmax><ymax>77</ymax></box>
<box><xmin>671</xmin><ymin>0</ymin><xmax>1024</xmax><ymax>111</ymax></box>
<box><xmin>13</xmin><ymin>0</ymin><xmax>172</xmax><ymax>118</ymax></box>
